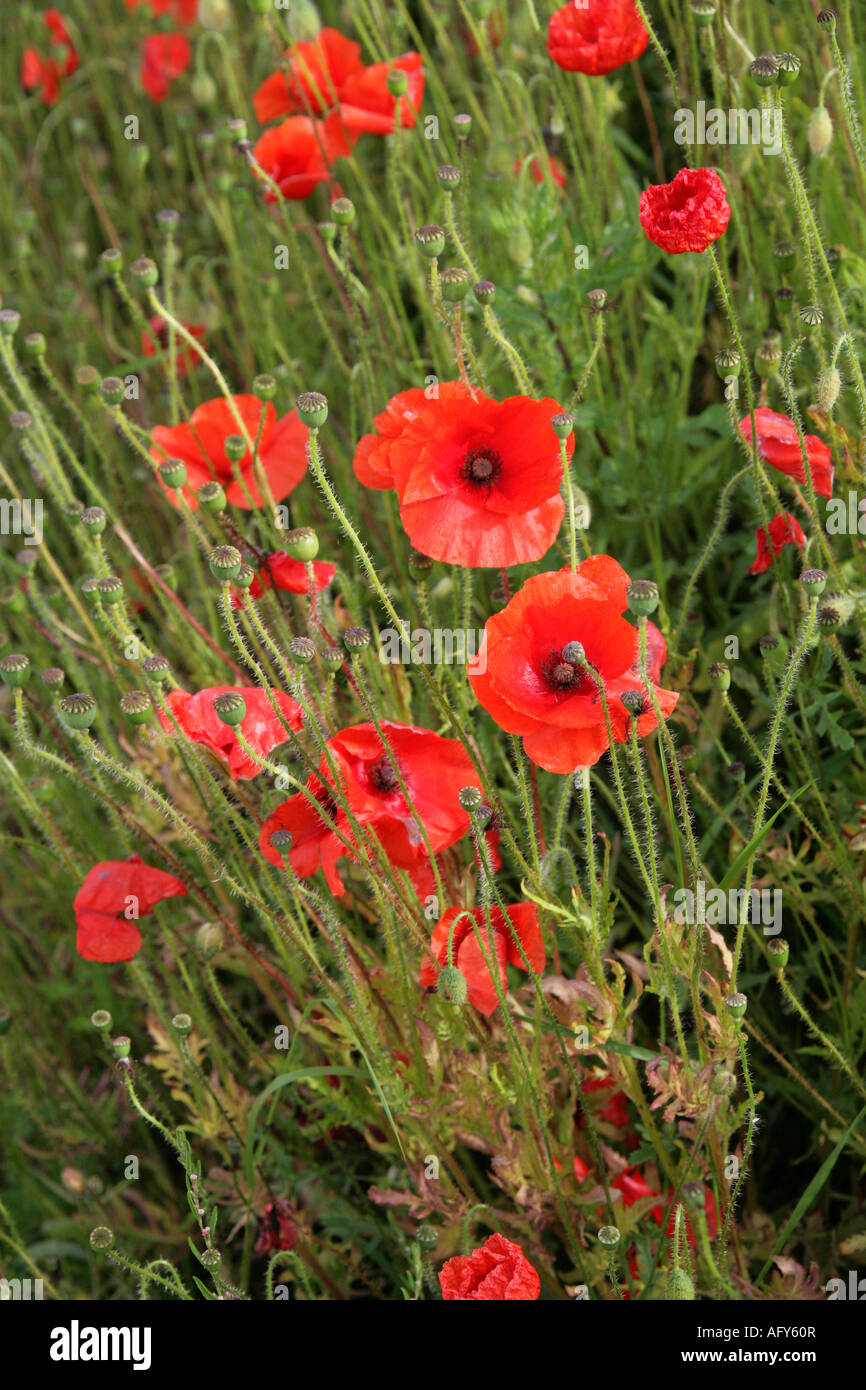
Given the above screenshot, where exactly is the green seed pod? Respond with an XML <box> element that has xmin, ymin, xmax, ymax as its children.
<box><xmin>0</xmin><ymin>653</ymin><xmax>31</xmax><ymax>687</ymax></box>
<box><xmin>707</xmin><ymin>660</ymin><xmax>731</xmax><ymax>691</ymax></box>
<box><xmin>755</xmin><ymin>337</ymin><xmax>782</xmax><ymax>378</ymax></box>
<box><xmin>437</xmin><ymin>964</ymin><xmax>467</xmax><ymax>1005</ymax></box>
<box><xmin>320</xmin><ymin>647</ymin><xmax>343</xmax><ymax>673</ymax></box>
<box><xmin>415</xmin><ymin>225</ymin><xmax>446</xmax><ymax>259</ymax></box>
<box><xmin>416</xmin><ymin>1224</ymin><xmax>438</xmax><ymax>1250</ymax></box>
<box><xmin>142</xmin><ymin>654</ymin><xmax>171</xmax><ymax>684</ymax></box>
<box><xmin>234</xmin><ymin>564</ymin><xmax>255</xmax><ymax>590</ymax></box>
<box><xmin>75</xmin><ymin>364</ymin><xmax>101</xmax><ymax>394</ymax></box>
<box><xmin>715</xmin><ymin>347</ymin><xmax>741</xmax><ymax>379</ymax></box>
<box><xmin>213</xmin><ymin>692</ymin><xmax>246</xmax><ymax>726</ymax></box>
<box><xmin>90</xmin><ymin>1226</ymin><xmax>114</xmax><ymax>1250</ymax></box>
<box><xmin>40</xmin><ymin>666</ymin><xmax>65</xmax><ymax>689</ymax></box>
<box><xmin>666</xmin><ymin>1268</ymin><xmax>696</xmax><ymax>1300</ymax></box>
<box><xmin>749</xmin><ymin>54</ymin><xmax>779</xmax><ymax>88</ymax></box>
<box><xmin>296</xmin><ymin>391</ymin><xmax>328</xmax><ymax>428</ymax></box>
<box><xmin>725</xmin><ymin>991</ymin><xmax>748</xmax><ymax>1020</ymax></box>
<box><xmin>801</xmin><ymin>567</ymin><xmax>827</xmax><ymax>597</ymax></box>
<box><xmin>224</xmin><ymin>434</ymin><xmax>247</xmax><ymax>464</ymax></box>
<box><xmin>289</xmin><ymin>636</ymin><xmax>317</xmax><ymax>666</ymax></box>
<box><xmin>689</xmin><ymin>1</ymin><xmax>717</xmax><ymax>27</ymax></box>
<box><xmin>626</xmin><ymin>579</ymin><xmax>659</xmax><ymax>617</ymax></box>
<box><xmin>81</xmin><ymin>505</ymin><xmax>107</xmax><ymax>534</ymax></box>
<box><xmin>197</xmin><ymin>480</ymin><xmax>226</xmax><ymax>513</ymax></box>
<box><xmin>120</xmin><ymin>690</ymin><xmax>152</xmax><ymax>725</ymax></box>
<box><xmin>681</xmin><ymin>1181</ymin><xmax>706</xmax><ymax>1211</ymax></box>
<box><xmin>284</xmin><ymin>526</ymin><xmax>319</xmax><ymax>562</ymax></box>
<box><xmin>620</xmin><ymin>689</ymin><xmax>646</xmax><ymax>716</ymax></box>
<box><xmin>59</xmin><ymin>693</ymin><xmax>97</xmax><ymax>730</ymax></box>
<box><xmin>269</xmin><ymin>828</ymin><xmax>293</xmax><ymax>855</ymax></box>
<box><xmin>597</xmin><ymin>1225</ymin><xmax>621</xmax><ymax>1250</ymax></box>
<box><xmin>100</xmin><ymin>247</ymin><xmax>123</xmax><ymax>275</ymax></box>
<box><xmin>172</xmin><ymin>1012</ymin><xmax>192</xmax><ymax>1034</ymax></box>
<box><xmin>458</xmin><ymin>785</ymin><xmax>482</xmax><ymax>810</ymax></box>
<box><xmin>799</xmin><ymin>305</ymin><xmax>824</xmax><ymax>330</ymax></box>
<box><xmin>90</xmin><ymin>1009</ymin><xmax>112</xmax><ymax>1030</ymax></box>
<box><xmin>23</xmin><ymin>331</ymin><xmax>47</xmax><ymax>358</ymax></box>
<box><xmin>767</xmin><ymin>937</ymin><xmax>789</xmax><ymax>970</ymax></box>
<box><xmin>130</xmin><ymin>256</ymin><xmax>159</xmax><ymax>289</ymax></box>
<box><xmin>551</xmin><ymin>411</ymin><xmax>574</xmax><ymax>440</ymax></box>
<box><xmin>386</xmin><ymin>67</ymin><xmax>409</xmax><ymax>96</ymax></box>
<box><xmin>344</xmin><ymin>626</ymin><xmax>371</xmax><ymax>651</ymax></box>
<box><xmin>775</xmin><ymin>53</ymin><xmax>801</xmax><ymax>87</ymax></box>
<box><xmin>80</xmin><ymin>576</ymin><xmax>102</xmax><ymax>606</ymax></box>
<box><xmin>97</xmin><ymin>575</ymin><xmax>124</xmax><ymax>605</ymax></box>
<box><xmin>253</xmin><ymin>372</ymin><xmax>277</xmax><ymax>401</ymax></box>
<box><xmin>453</xmin><ymin>113</ymin><xmax>472</xmax><ymax>140</ymax></box>
<box><xmin>409</xmin><ymin>550</ymin><xmax>434</xmax><ymax>576</ymax></box>
<box><xmin>209</xmin><ymin>545</ymin><xmax>243</xmax><ymax>581</ymax></box>
<box><xmin>0</xmin><ymin>309</ymin><xmax>21</xmax><ymax>338</ymax></box>
<box><xmin>437</xmin><ymin>163</ymin><xmax>461</xmax><ymax>190</ymax></box>
<box><xmin>159</xmin><ymin>458</ymin><xmax>187</xmax><ymax>490</ymax></box>
<box><xmin>331</xmin><ymin>196</ymin><xmax>355</xmax><ymax>226</ymax></box>
<box><xmin>473</xmin><ymin>279</ymin><xmax>496</xmax><ymax>304</ymax></box>
<box><xmin>440</xmin><ymin>267</ymin><xmax>470</xmax><ymax>302</ymax></box>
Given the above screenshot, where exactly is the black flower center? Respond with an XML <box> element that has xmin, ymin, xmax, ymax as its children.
<box><xmin>369</xmin><ymin>757</ymin><xmax>401</xmax><ymax>793</ymax></box>
<box><xmin>461</xmin><ymin>447</ymin><xmax>504</xmax><ymax>489</ymax></box>
<box><xmin>540</xmin><ymin>649</ymin><xmax>595</xmax><ymax>698</ymax></box>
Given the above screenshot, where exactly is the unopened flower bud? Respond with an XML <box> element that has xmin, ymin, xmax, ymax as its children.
<box><xmin>816</xmin><ymin>367</ymin><xmax>841</xmax><ymax>412</ymax></box>
<box><xmin>437</xmin><ymin>964</ymin><xmax>467</xmax><ymax>1005</ymax></box>
<box><xmin>666</xmin><ymin>1268</ymin><xmax>695</xmax><ymax>1299</ymax></box>
<box><xmin>808</xmin><ymin>105</ymin><xmax>833</xmax><ymax>158</ymax></box>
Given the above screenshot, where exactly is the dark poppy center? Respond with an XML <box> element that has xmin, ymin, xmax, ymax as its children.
<box><xmin>369</xmin><ymin>757</ymin><xmax>401</xmax><ymax>793</ymax></box>
<box><xmin>461</xmin><ymin>447</ymin><xmax>504</xmax><ymax>488</ymax></box>
<box><xmin>540</xmin><ymin>649</ymin><xmax>593</xmax><ymax>696</ymax></box>
<box><xmin>316</xmin><ymin>791</ymin><xmax>337</xmax><ymax>825</ymax></box>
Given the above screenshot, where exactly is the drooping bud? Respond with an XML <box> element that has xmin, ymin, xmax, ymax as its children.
<box><xmin>437</xmin><ymin>964</ymin><xmax>467</xmax><ymax>1005</ymax></box>
<box><xmin>816</xmin><ymin>367</ymin><xmax>841</xmax><ymax>412</ymax></box>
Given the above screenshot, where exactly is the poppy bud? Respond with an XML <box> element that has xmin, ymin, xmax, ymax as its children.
<box><xmin>597</xmin><ymin>1225</ymin><xmax>621</xmax><ymax>1250</ymax></box>
<box><xmin>0</xmin><ymin>309</ymin><xmax>21</xmax><ymax>338</ymax></box>
<box><xmin>97</xmin><ymin>576</ymin><xmax>124</xmax><ymax>605</ymax></box>
<box><xmin>41</xmin><ymin>666</ymin><xmax>65</xmax><ymax>688</ymax></box>
<box><xmin>775</xmin><ymin>53</ymin><xmax>801</xmax><ymax>86</ymax></box>
<box><xmin>437</xmin><ymin>964</ymin><xmax>467</xmax><ymax>1005</ymax></box>
<box><xmin>386</xmin><ymin>68</ymin><xmax>409</xmax><ymax>97</ymax></box>
<box><xmin>416</xmin><ymin>1224</ymin><xmax>438</xmax><ymax>1250</ymax></box>
<box><xmin>197</xmin><ymin>480</ymin><xmax>226</xmax><ymax>512</ymax></box>
<box><xmin>224</xmin><ymin>434</ymin><xmax>247</xmax><ymax>464</ymax></box>
<box><xmin>90</xmin><ymin>1226</ymin><xmax>115</xmax><ymax>1250</ymax></box>
<box><xmin>551</xmin><ymin>411</ymin><xmax>574</xmax><ymax>440</ymax></box>
<box><xmin>725</xmin><ymin>991</ymin><xmax>748</xmax><ymax>1020</ymax></box>
<box><xmin>800</xmin><ymin>567</ymin><xmax>827</xmax><ymax>596</ymax></box>
<box><xmin>689</xmin><ymin>1</ymin><xmax>717</xmax><ymax>26</ymax></box>
<box><xmin>755</xmin><ymin>337</ymin><xmax>782</xmax><ymax>378</ymax></box>
<box><xmin>213</xmin><ymin>692</ymin><xmax>246</xmax><ymax>726</ymax></box>
<box><xmin>192</xmin><ymin>73</ymin><xmax>217</xmax><ymax>106</ymax></box>
<box><xmin>816</xmin><ymin>367</ymin><xmax>841</xmax><ymax>412</ymax></box>
<box><xmin>120</xmin><ymin>690</ymin><xmax>152</xmax><ymax>724</ymax></box>
<box><xmin>196</xmin><ymin>922</ymin><xmax>224</xmax><ymax>958</ymax></box>
<box><xmin>75</xmin><ymin>365</ymin><xmax>101</xmax><ymax>394</ymax></box>
<box><xmin>441</xmin><ymin>267</ymin><xmax>470</xmax><ymax>302</ymax></box>
<box><xmin>681</xmin><ymin>1180</ymin><xmax>706</xmax><ymax>1211</ymax></box>
<box><xmin>59</xmin><ymin>693</ymin><xmax>97</xmax><ymax>730</ymax></box>
<box><xmin>270</xmin><ymin>828</ymin><xmax>293</xmax><ymax>855</ymax></box>
<box><xmin>454</xmin><ymin>113</ymin><xmax>472</xmax><ymax>139</ymax></box>
<box><xmin>817</xmin><ymin>604</ymin><xmax>841</xmax><ymax>631</ymax></box>
<box><xmin>507</xmin><ymin>225</ymin><xmax>533</xmax><ymax>266</ymax></box>
<box><xmin>437</xmin><ymin>164</ymin><xmax>461</xmax><ymax>190</ymax></box>
<box><xmin>155</xmin><ymin>208</ymin><xmax>181</xmax><ymax>237</ymax></box>
<box><xmin>159</xmin><ymin>458</ymin><xmax>187</xmax><ymax>490</ymax></box>
<box><xmin>712</xmin><ymin>349</ymin><xmax>740</xmax><ymax>384</ymax></box>
<box><xmin>666</xmin><ymin>1268</ymin><xmax>695</xmax><ymax>1300</ymax></box>
<box><xmin>253</xmin><ymin>372</ymin><xmax>277</xmax><ymax>401</ymax></box>
<box><xmin>90</xmin><ymin>1009</ymin><xmax>112</xmax><ymax>1030</ymax></box>
<box><xmin>289</xmin><ymin>636</ymin><xmax>317</xmax><ymax>666</ymax></box>
<box><xmin>808</xmin><ymin>105</ymin><xmax>833</xmax><ymax>157</ymax></box>
<box><xmin>0</xmin><ymin>653</ymin><xmax>31</xmax><ymax>687</ymax></box>
<box><xmin>296</xmin><ymin>391</ymin><xmax>328</xmax><ymax>430</ymax></box>
<box><xmin>415</xmin><ymin>225</ymin><xmax>446</xmax><ymax>259</ymax></box>
<box><xmin>727</xmin><ymin>760</ymin><xmax>745</xmax><ymax>782</ymax></box>
<box><xmin>473</xmin><ymin>280</ymin><xmax>496</xmax><ymax>304</ymax></box>
<box><xmin>459</xmin><ymin>785</ymin><xmax>482</xmax><ymax>810</ymax></box>
<box><xmin>586</xmin><ymin>288</ymin><xmax>608</xmax><ymax>311</ymax></box>
<box><xmin>817</xmin><ymin>8</ymin><xmax>837</xmax><ymax>31</ymax></box>
<box><xmin>172</xmin><ymin>1012</ymin><xmax>192</xmax><ymax>1034</ymax></box>
<box><xmin>771</xmin><ymin>240</ymin><xmax>796</xmax><ymax>268</ymax></box>
<box><xmin>320</xmin><ymin>647</ymin><xmax>343</xmax><ymax>673</ymax></box>
<box><xmin>707</xmin><ymin>660</ymin><xmax>731</xmax><ymax>691</ymax></box>
<box><xmin>209</xmin><ymin>545</ymin><xmax>242</xmax><ymax>581</ymax></box>
<box><xmin>284</xmin><ymin>526</ymin><xmax>319</xmax><ymax>561</ymax></box>
<box><xmin>767</xmin><ymin>937</ymin><xmax>789</xmax><ymax>971</ymax></box>
<box><xmin>142</xmin><ymin>654</ymin><xmax>171</xmax><ymax>683</ymax></box>
<box><xmin>711</xmin><ymin>1067</ymin><xmax>735</xmax><ymax>1094</ymax></box>
<box><xmin>234</xmin><ymin>564</ymin><xmax>255</xmax><ymax>590</ymax></box>
<box><xmin>626</xmin><ymin>579</ymin><xmax>659</xmax><ymax>617</ymax></box>
<box><xmin>23</xmin><ymin>331</ymin><xmax>47</xmax><ymax>358</ymax></box>
<box><xmin>749</xmin><ymin>54</ymin><xmax>779</xmax><ymax>88</ymax></box>
<box><xmin>130</xmin><ymin>256</ymin><xmax>159</xmax><ymax>289</ymax></box>
<box><xmin>621</xmin><ymin>689</ymin><xmax>646</xmax><ymax>716</ymax></box>
<box><xmin>344</xmin><ymin>626</ymin><xmax>371</xmax><ymax>651</ymax></box>
<box><xmin>81</xmin><ymin>505</ymin><xmax>107</xmax><ymax>534</ymax></box>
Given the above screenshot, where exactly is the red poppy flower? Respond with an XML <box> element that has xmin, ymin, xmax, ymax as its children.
<box><xmin>259</xmin><ymin>721</ymin><xmax>479</xmax><ymax>895</ymax></box>
<box><xmin>738</xmin><ymin>407</ymin><xmax>833</xmax><ymax>499</ymax></box>
<box><xmin>547</xmin><ymin>0</ymin><xmax>648</xmax><ymax>76</ymax></box>
<box><xmin>251</xmin><ymin>112</ymin><xmax>351</xmax><ymax>202</ymax></box>
<box><xmin>337</xmin><ymin>52</ymin><xmax>425</xmax><ymax>134</ymax></box>
<box><xmin>159</xmin><ymin>686</ymin><xmax>303</xmax><ymax>780</ymax></box>
<box><xmin>468</xmin><ymin>556</ymin><xmax>679</xmax><ymax>774</ymax></box>
<box><xmin>21</xmin><ymin>9</ymin><xmax>79</xmax><ymax>105</ymax></box>
<box><xmin>252</xmin><ymin>27</ymin><xmax>363</xmax><ymax>123</ymax></box>
<box><xmin>639</xmin><ymin>167</ymin><xmax>731</xmax><ymax>254</ymax></box>
<box><xmin>142</xmin><ymin>316</ymin><xmax>205</xmax><ymax>377</ymax></box>
<box><xmin>352</xmin><ymin>382</ymin><xmax>467</xmax><ymax>491</ymax></box>
<box><xmin>74</xmin><ymin>855</ymin><xmax>187</xmax><ymax>962</ymax></box>
<box><xmin>231</xmin><ymin>553</ymin><xmax>337</xmax><ymax>608</ymax></box>
<box><xmin>439</xmin><ymin>1233</ymin><xmax>540</xmax><ymax>1300</ymax></box>
<box><xmin>140</xmin><ymin>32</ymin><xmax>191</xmax><ymax>102</ymax></box>
<box><xmin>748</xmin><ymin>510</ymin><xmax>807</xmax><ymax>575</ymax></box>
<box><xmin>379</xmin><ymin>389</ymin><xmax>571</xmax><ymax>568</ymax></box>
<box><xmin>515</xmin><ymin>154</ymin><xmax>567</xmax><ymax>189</ymax></box>
<box><xmin>581</xmin><ymin>1077</ymin><xmax>631</xmax><ymax>1129</ymax></box>
<box><xmin>419</xmin><ymin>903</ymin><xmax>544</xmax><ymax>1016</ymax></box>
<box><xmin>125</xmin><ymin>0</ymin><xmax>197</xmax><ymax>21</ymax></box>
<box><xmin>255</xmin><ymin>1200</ymin><xmax>298</xmax><ymax>1256</ymax></box>
<box><xmin>150</xmin><ymin>394</ymin><xmax>308</xmax><ymax>510</ymax></box>
<box><xmin>614</xmin><ymin>1167</ymin><xmax>665</xmax><ymax>1222</ymax></box>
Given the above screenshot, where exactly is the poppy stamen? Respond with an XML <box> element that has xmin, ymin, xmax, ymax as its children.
<box><xmin>462</xmin><ymin>447</ymin><xmax>504</xmax><ymax>488</ymax></box>
<box><xmin>540</xmin><ymin>649</ymin><xmax>594</xmax><ymax>698</ymax></box>
<box><xmin>369</xmin><ymin>757</ymin><xmax>401</xmax><ymax>793</ymax></box>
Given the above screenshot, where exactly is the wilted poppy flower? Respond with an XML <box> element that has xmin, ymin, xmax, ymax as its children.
<box><xmin>468</xmin><ymin>556</ymin><xmax>679</xmax><ymax>774</ymax></box>
<box><xmin>581</xmin><ymin>1076</ymin><xmax>631</xmax><ymax>1130</ymax></box>
<box><xmin>140</xmin><ymin>32</ymin><xmax>191</xmax><ymax>102</ymax></box>
<box><xmin>376</xmin><ymin>389</ymin><xmax>571</xmax><ymax>568</ymax></box>
<box><xmin>150</xmin><ymin>394</ymin><xmax>308</xmax><ymax>510</ymax></box>
<box><xmin>232</xmin><ymin>553</ymin><xmax>337</xmax><ymax>608</ymax></box>
<box><xmin>125</xmin><ymin>0</ymin><xmax>197</xmax><ymax>20</ymax></box>
<box><xmin>74</xmin><ymin>855</ymin><xmax>187</xmax><ymax>962</ymax></box>
<box><xmin>419</xmin><ymin>903</ymin><xmax>544</xmax><ymax>1016</ymax></box>
<box><xmin>251</xmin><ymin>112</ymin><xmax>351</xmax><ymax>202</ymax></box>
<box><xmin>21</xmin><ymin>9</ymin><xmax>79</xmax><ymax>105</ymax></box>
<box><xmin>353</xmin><ymin>381</ymin><xmax>470</xmax><ymax>491</ymax></box>
<box><xmin>159</xmin><ymin>686</ymin><xmax>303</xmax><ymax>780</ymax></box>
<box><xmin>547</xmin><ymin>0</ymin><xmax>648</xmax><ymax>76</ymax></box>
<box><xmin>738</xmin><ymin>407</ymin><xmax>833</xmax><ymax>499</ymax></box>
<box><xmin>515</xmin><ymin>154</ymin><xmax>567</xmax><ymax>189</ymax></box>
<box><xmin>259</xmin><ymin>721</ymin><xmax>479</xmax><ymax>895</ymax></box>
<box><xmin>252</xmin><ymin>27</ymin><xmax>364</xmax><ymax>123</ymax></box>
<box><xmin>255</xmin><ymin>1200</ymin><xmax>298</xmax><ymax>1255</ymax></box>
<box><xmin>337</xmin><ymin>52</ymin><xmax>425</xmax><ymax>134</ymax></box>
<box><xmin>639</xmin><ymin>167</ymin><xmax>731</xmax><ymax>254</ymax></box>
<box><xmin>439</xmin><ymin>1233</ymin><xmax>540</xmax><ymax>1300</ymax></box>
<box><xmin>142</xmin><ymin>316</ymin><xmax>205</xmax><ymax>377</ymax></box>
<box><xmin>749</xmin><ymin>511</ymin><xmax>807</xmax><ymax>575</ymax></box>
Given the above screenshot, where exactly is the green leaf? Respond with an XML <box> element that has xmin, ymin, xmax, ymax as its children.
<box><xmin>719</xmin><ymin>784</ymin><xmax>810</xmax><ymax>891</ymax></box>
<box><xmin>244</xmin><ymin>1066</ymin><xmax>361</xmax><ymax>1192</ymax></box>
